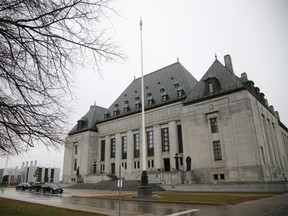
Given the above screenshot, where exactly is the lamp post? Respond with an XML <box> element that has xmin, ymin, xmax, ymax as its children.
<box><xmin>93</xmin><ymin>161</ymin><xmax>97</xmax><ymax>174</ymax></box>
<box><xmin>174</xmin><ymin>153</ymin><xmax>180</xmax><ymax>171</ymax></box>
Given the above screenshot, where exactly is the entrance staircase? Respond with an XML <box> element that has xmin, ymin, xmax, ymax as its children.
<box><xmin>68</xmin><ymin>180</ymin><xmax>165</xmax><ymax>192</ymax></box>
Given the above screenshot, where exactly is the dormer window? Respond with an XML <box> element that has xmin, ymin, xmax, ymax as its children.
<box><xmin>135</xmin><ymin>101</ymin><xmax>141</xmax><ymax>110</ymax></box>
<box><xmin>204</xmin><ymin>77</ymin><xmax>222</xmax><ymax>95</ymax></box>
<box><xmin>124</xmin><ymin>104</ymin><xmax>130</xmax><ymax>113</ymax></box>
<box><xmin>113</xmin><ymin>107</ymin><xmax>120</xmax><ymax>116</ymax></box>
<box><xmin>162</xmin><ymin>92</ymin><xmax>169</xmax><ymax>102</ymax></box>
<box><xmin>177</xmin><ymin>87</ymin><xmax>185</xmax><ymax>97</ymax></box>
<box><xmin>124</xmin><ymin>99</ymin><xmax>129</xmax><ymax>104</ymax></box>
<box><xmin>174</xmin><ymin>82</ymin><xmax>179</xmax><ymax>88</ymax></box>
<box><xmin>148</xmin><ymin>96</ymin><xmax>155</xmax><ymax>106</ymax></box>
<box><xmin>77</xmin><ymin>117</ymin><xmax>88</xmax><ymax>130</ymax></box>
<box><xmin>104</xmin><ymin>111</ymin><xmax>110</xmax><ymax>119</ymax></box>
<box><xmin>208</xmin><ymin>83</ymin><xmax>213</xmax><ymax>93</ymax></box>
<box><xmin>147</xmin><ymin>92</ymin><xmax>152</xmax><ymax>97</ymax></box>
<box><xmin>160</xmin><ymin>87</ymin><xmax>165</xmax><ymax>93</ymax></box>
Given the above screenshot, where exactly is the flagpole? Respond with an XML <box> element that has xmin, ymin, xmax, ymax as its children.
<box><xmin>140</xmin><ymin>18</ymin><xmax>147</xmax><ymax>172</ymax></box>
<box><xmin>137</xmin><ymin>17</ymin><xmax>152</xmax><ymax>197</ymax></box>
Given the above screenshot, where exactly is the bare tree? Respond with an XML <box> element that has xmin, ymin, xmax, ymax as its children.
<box><xmin>0</xmin><ymin>0</ymin><xmax>122</xmax><ymax>156</ymax></box>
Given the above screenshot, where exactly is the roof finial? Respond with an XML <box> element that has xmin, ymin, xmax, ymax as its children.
<box><xmin>94</xmin><ymin>100</ymin><xmax>96</xmax><ymax>106</ymax></box>
<box><xmin>177</xmin><ymin>56</ymin><xmax>179</xmax><ymax>62</ymax></box>
<box><xmin>215</xmin><ymin>53</ymin><xmax>218</xmax><ymax>60</ymax></box>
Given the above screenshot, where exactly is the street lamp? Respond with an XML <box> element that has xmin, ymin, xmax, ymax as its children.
<box><xmin>93</xmin><ymin>161</ymin><xmax>97</xmax><ymax>174</ymax></box>
<box><xmin>174</xmin><ymin>153</ymin><xmax>180</xmax><ymax>171</ymax></box>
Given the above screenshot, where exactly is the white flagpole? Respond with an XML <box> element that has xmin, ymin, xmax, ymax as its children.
<box><xmin>140</xmin><ymin>18</ymin><xmax>147</xmax><ymax>171</ymax></box>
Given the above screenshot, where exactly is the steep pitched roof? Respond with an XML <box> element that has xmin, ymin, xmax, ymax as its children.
<box><xmin>99</xmin><ymin>62</ymin><xmax>198</xmax><ymax>122</ymax></box>
<box><xmin>184</xmin><ymin>59</ymin><xmax>245</xmax><ymax>104</ymax></box>
<box><xmin>68</xmin><ymin>105</ymin><xmax>107</xmax><ymax>135</ymax></box>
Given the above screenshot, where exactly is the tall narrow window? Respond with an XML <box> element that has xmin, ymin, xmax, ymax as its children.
<box><xmin>100</xmin><ymin>140</ymin><xmax>105</xmax><ymax>162</ymax></box>
<box><xmin>147</xmin><ymin>131</ymin><xmax>154</xmax><ymax>156</ymax></box>
<box><xmin>210</xmin><ymin>118</ymin><xmax>219</xmax><ymax>133</ymax></box>
<box><xmin>161</xmin><ymin>128</ymin><xmax>169</xmax><ymax>152</ymax></box>
<box><xmin>74</xmin><ymin>159</ymin><xmax>77</xmax><ymax>170</ymax></box>
<box><xmin>134</xmin><ymin>133</ymin><xmax>140</xmax><ymax>158</ymax></box>
<box><xmin>110</xmin><ymin>138</ymin><xmax>116</xmax><ymax>158</ymax></box>
<box><xmin>208</xmin><ymin>83</ymin><xmax>213</xmax><ymax>93</ymax></box>
<box><xmin>122</xmin><ymin>136</ymin><xmax>127</xmax><ymax>159</ymax></box>
<box><xmin>177</xmin><ymin>125</ymin><xmax>183</xmax><ymax>153</ymax></box>
<box><xmin>74</xmin><ymin>143</ymin><xmax>78</xmax><ymax>155</ymax></box>
<box><xmin>213</xmin><ymin>141</ymin><xmax>222</xmax><ymax>160</ymax></box>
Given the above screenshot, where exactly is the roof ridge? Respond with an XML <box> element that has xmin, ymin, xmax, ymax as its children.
<box><xmin>133</xmin><ymin>61</ymin><xmax>181</xmax><ymax>81</ymax></box>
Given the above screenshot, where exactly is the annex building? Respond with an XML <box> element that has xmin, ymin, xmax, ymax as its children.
<box><xmin>63</xmin><ymin>55</ymin><xmax>288</xmax><ymax>185</ymax></box>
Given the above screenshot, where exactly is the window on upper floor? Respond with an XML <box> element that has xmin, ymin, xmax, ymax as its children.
<box><xmin>161</xmin><ymin>128</ymin><xmax>170</xmax><ymax>152</ymax></box>
<box><xmin>104</xmin><ymin>112</ymin><xmax>110</xmax><ymax>119</ymax></box>
<box><xmin>134</xmin><ymin>133</ymin><xmax>140</xmax><ymax>158</ymax></box>
<box><xmin>147</xmin><ymin>130</ymin><xmax>154</xmax><ymax>157</ymax></box>
<box><xmin>204</xmin><ymin>77</ymin><xmax>222</xmax><ymax>95</ymax></box>
<box><xmin>210</xmin><ymin>118</ymin><xmax>219</xmax><ymax>133</ymax></box>
<box><xmin>100</xmin><ymin>140</ymin><xmax>105</xmax><ymax>162</ymax></box>
<box><xmin>148</xmin><ymin>97</ymin><xmax>155</xmax><ymax>106</ymax></box>
<box><xmin>213</xmin><ymin>141</ymin><xmax>222</xmax><ymax>161</ymax></box>
<box><xmin>110</xmin><ymin>138</ymin><xmax>116</xmax><ymax>158</ymax></box>
<box><xmin>162</xmin><ymin>93</ymin><xmax>169</xmax><ymax>102</ymax></box>
<box><xmin>122</xmin><ymin>136</ymin><xmax>127</xmax><ymax>159</ymax></box>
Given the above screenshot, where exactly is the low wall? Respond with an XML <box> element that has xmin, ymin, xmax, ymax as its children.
<box><xmin>161</xmin><ymin>182</ymin><xmax>288</xmax><ymax>192</ymax></box>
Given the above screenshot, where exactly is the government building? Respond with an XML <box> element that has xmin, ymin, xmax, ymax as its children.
<box><xmin>63</xmin><ymin>55</ymin><xmax>288</xmax><ymax>185</ymax></box>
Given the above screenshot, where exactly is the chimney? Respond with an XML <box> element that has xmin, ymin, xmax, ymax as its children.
<box><xmin>224</xmin><ymin>54</ymin><xmax>234</xmax><ymax>73</ymax></box>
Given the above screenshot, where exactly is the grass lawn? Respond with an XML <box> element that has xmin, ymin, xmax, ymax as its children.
<box><xmin>0</xmin><ymin>197</ymin><xmax>106</xmax><ymax>216</ymax></box>
<box><xmin>96</xmin><ymin>192</ymin><xmax>281</xmax><ymax>205</ymax></box>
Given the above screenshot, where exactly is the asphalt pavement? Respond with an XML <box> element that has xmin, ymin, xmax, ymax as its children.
<box><xmin>1</xmin><ymin>187</ymin><xmax>288</xmax><ymax>216</ymax></box>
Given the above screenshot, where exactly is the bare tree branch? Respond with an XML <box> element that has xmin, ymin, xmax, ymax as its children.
<box><xmin>0</xmin><ymin>0</ymin><xmax>123</xmax><ymax>156</ymax></box>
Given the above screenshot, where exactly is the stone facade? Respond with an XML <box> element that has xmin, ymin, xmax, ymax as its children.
<box><xmin>63</xmin><ymin>55</ymin><xmax>288</xmax><ymax>184</ymax></box>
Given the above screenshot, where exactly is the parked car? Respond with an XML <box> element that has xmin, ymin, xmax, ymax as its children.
<box><xmin>15</xmin><ymin>183</ymin><xmax>31</xmax><ymax>190</ymax></box>
<box><xmin>42</xmin><ymin>183</ymin><xmax>63</xmax><ymax>194</ymax></box>
<box><xmin>29</xmin><ymin>182</ymin><xmax>44</xmax><ymax>192</ymax></box>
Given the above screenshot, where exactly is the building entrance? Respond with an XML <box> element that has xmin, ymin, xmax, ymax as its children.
<box><xmin>163</xmin><ymin>158</ymin><xmax>170</xmax><ymax>172</ymax></box>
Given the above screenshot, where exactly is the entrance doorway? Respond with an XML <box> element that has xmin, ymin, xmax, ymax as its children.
<box><xmin>163</xmin><ymin>158</ymin><xmax>170</xmax><ymax>172</ymax></box>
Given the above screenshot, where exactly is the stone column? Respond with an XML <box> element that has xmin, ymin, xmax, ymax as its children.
<box><xmin>127</xmin><ymin>130</ymin><xmax>134</xmax><ymax>174</ymax></box>
<box><xmin>169</xmin><ymin>121</ymin><xmax>178</xmax><ymax>170</ymax></box>
<box><xmin>115</xmin><ymin>133</ymin><xmax>121</xmax><ymax>174</ymax></box>
<box><xmin>105</xmin><ymin>135</ymin><xmax>111</xmax><ymax>174</ymax></box>
<box><xmin>153</xmin><ymin>125</ymin><xmax>161</xmax><ymax>171</ymax></box>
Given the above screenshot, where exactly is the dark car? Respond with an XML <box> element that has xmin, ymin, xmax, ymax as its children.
<box><xmin>29</xmin><ymin>182</ymin><xmax>44</xmax><ymax>192</ymax></box>
<box><xmin>42</xmin><ymin>183</ymin><xmax>63</xmax><ymax>194</ymax></box>
<box><xmin>15</xmin><ymin>183</ymin><xmax>31</xmax><ymax>190</ymax></box>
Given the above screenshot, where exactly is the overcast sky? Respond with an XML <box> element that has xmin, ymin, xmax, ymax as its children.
<box><xmin>1</xmin><ymin>0</ymin><xmax>288</xmax><ymax>176</ymax></box>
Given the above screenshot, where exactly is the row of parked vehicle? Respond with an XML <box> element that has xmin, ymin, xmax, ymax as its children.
<box><xmin>15</xmin><ymin>182</ymin><xmax>63</xmax><ymax>194</ymax></box>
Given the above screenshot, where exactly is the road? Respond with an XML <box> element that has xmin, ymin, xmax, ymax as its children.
<box><xmin>1</xmin><ymin>188</ymin><xmax>288</xmax><ymax>216</ymax></box>
<box><xmin>0</xmin><ymin>188</ymin><xmax>213</xmax><ymax>216</ymax></box>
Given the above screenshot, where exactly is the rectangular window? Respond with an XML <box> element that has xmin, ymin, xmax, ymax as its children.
<box><xmin>220</xmin><ymin>174</ymin><xmax>225</xmax><ymax>180</ymax></box>
<box><xmin>213</xmin><ymin>174</ymin><xmax>218</xmax><ymax>180</ymax></box>
<box><xmin>74</xmin><ymin>143</ymin><xmax>78</xmax><ymax>155</ymax></box>
<box><xmin>74</xmin><ymin>159</ymin><xmax>77</xmax><ymax>171</ymax></box>
<box><xmin>147</xmin><ymin>131</ymin><xmax>154</xmax><ymax>157</ymax></box>
<box><xmin>110</xmin><ymin>138</ymin><xmax>116</xmax><ymax>158</ymax></box>
<box><xmin>100</xmin><ymin>140</ymin><xmax>105</xmax><ymax>162</ymax></box>
<box><xmin>161</xmin><ymin>128</ymin><xmax>170</xmax><ymax>152</ymax></box>
<box><xmin>177</xmin><ymin>125</ymin><xmax>183</xmax><ymax>153</ymax></box>
<box><xmin>209</xmin><ymin>83</ymin><xmax>213</xmax><ymax>93</ymax></box>
<box><xmin>210</xmin><ymin>118</ymin><xmax>219</xmax><ymax>133</ymax></box>
<box><xmin>134</xmin><ymin>133</ymin><xmax>140</xmax><ymax>158</ymax></box>
<box><xmin>122</xmin><ymin>136</ymin><xmax>127</xmax><ymax>159</ymax></box>
<box><xmin>213</xmin><ymin>141</ymin><xmax>222</xmax><ymax>160</ymax></box>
